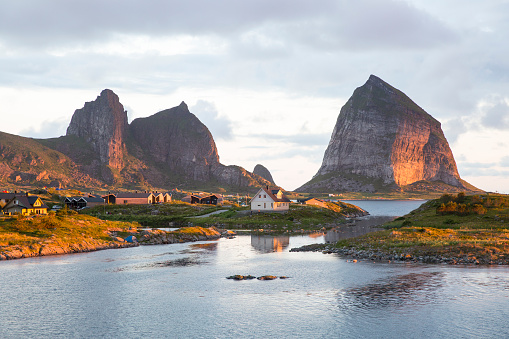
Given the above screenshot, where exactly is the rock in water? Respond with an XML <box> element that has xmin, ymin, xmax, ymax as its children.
<box><xmin>297</xmin><ymin>75</ymin><xmax>470</xmax><ymax>193</ymax></box>
<box><xmin>253</xmin><ymin>164</ymin><xmax>275</xmax><ymax>185</ymax></box>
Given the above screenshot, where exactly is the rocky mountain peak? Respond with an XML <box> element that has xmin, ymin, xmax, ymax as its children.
<box><xmin>253</xmin><ymin>164</ymin><xmax>275</xmax><ymax>185</ymax></box>
<box><xmin>297</xmin><ymin>75</ymin><xmax>467</xmax><ymax>193</ymax></box>
<box><xmin>66</xmin><ymin>89</ymin><xmax>128</xmax><ymax>171</ymax></box>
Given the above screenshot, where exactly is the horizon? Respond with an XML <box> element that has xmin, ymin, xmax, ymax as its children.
<box><xmin>1</xmin><ymin>1</ymin><xmax>508</xmax><ymax>192</ymax></box>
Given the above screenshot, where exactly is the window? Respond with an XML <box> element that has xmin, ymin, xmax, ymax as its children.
<box><xmin>259</xmin><ymin>195</ymin><xmax>261</xmax><ymax>198</ymax></box>
<box><xmin>271</xmin><ymin>203</ymin><xmax>273</xmax><ymax>208</ymax></box>
<box><xmin>264</xmin><ymin>195</ymin><xmax>266</xmax><ymax>198</ymax></box>
<box><xmin>264</xmin><ymin>203</ymin><xmax>266</xmax><ymax>208</ymax></box>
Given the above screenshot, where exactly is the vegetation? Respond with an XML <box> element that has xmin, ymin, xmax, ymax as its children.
<box><xmin>0</xmin><ymin>210</ymin><xmax>137</xmax><ymax>251</ymax></box>
<box><xmin>78</xmin><ymin>200</ymin><xmax>365</xmax><ymax>232</ymax></box>
<box><xmin>332</xmin><ymin>193</ymin><xmax>509</xmax><ymax>264</ymax></box>
<box><xmin>81</xmin><ymin>201</ymin><xmax>222</xmax><ymax>226</ymax></box>
<box><xmin>189</xmin><ymin>203</ymin><xmax>364</xmax><ymax>232</ymax></box>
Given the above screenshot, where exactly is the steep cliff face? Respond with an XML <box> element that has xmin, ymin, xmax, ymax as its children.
<box><xmin>129</xmin><ymin>102</ymin><xmax>220</xmax><ymax>182</ymax></box>
<box><xmin>66</xmin><ymin>89</ymin><xmax>128</xmax><ymax>170</ymax></box>
<box><xmin>128</xmin><ymin>101</ymin><xmax>271</xmax><ymax>188</ymax></box>
<box><xmin>297</xmin><ymin>75</ymin><xmax>466</xmax><ymax>193</ymax></box>
<box><xmin>253</xmin><ymin>164</ymin><xmax>276</xmax><ymax>185</ymax></box>
<box><xmin>1</xmin><ymin>89</ymin><xmax>275</xmax><ymax>191</ymax></box>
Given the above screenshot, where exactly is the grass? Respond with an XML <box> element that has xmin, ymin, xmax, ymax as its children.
<box><xmin>0</xmin><ymin>210</ymin><xmax>224</xmax><ymax>259</ymax></box>
<box><xmin>189</xmin><ymin>203</ymin><xmax>366</xmax><ymax>231</ymax></box>
<box><xmin>81</xmin><ymin>201</ymin><xmax>220</xmax><ymax>226</ymax></box>
<box><xmin>80</xmin><ymin>200</ymin><xmax>366</xmax><ymax>232</ymax></box>
<box><xmin>0</xmin><ymin>211</ymin><xmax>137</xmax><ymax>258</ymax></box>
<box><xmin>332</xmin><ymin>193</ymin><xmax>509</xmax><ymax>263</ymax></box>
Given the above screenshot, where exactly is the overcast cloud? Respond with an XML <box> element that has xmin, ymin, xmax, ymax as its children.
<box><xmin>1</xmin><ymin>0</ymin><xmax>509</xmax><ymax>191</ymax></box>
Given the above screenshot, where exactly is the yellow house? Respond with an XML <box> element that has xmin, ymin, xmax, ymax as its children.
<box><xmin>2</xmin><ymin>195</ymin><xmax>48</xmax><ymax>216</ymax></box>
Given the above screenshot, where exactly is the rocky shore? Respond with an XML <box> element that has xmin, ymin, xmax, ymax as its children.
<box><xmin>121</xmin><ymin>227</ymin><xmax>222</xmax><ymax>245</ymax></box>
<box><xmin>290</xmin><ymin>243</ymin><xmax>509</xmax><ymax>265</ymax></box>
<box><xmin>0</xmin><ymin>226</ymin><xmax>223</xmax><ymax>261</ymax></box>
<box><xmin>0</xmin><ymin>239</ymin><xmax>137</xmax><ymax>261</ymax></box>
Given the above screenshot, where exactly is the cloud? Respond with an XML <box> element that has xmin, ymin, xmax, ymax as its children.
<box><xmin>500</xmin><ymin>156</ymin><xmax>509</xmax><ymax>167</ymax></box>
<box><xmin>256</xmin><ymin>133</ymin><xmax>330</xmax><ymax>147</ymax></box>
<box><xmin>0</xmin><ymin>0</ymin><xmax>457</xmax><ymax>54</ymax></box>
<box><xmin>190</xmin><ymin>100</ymin><xmax>234</xmax><ymax>140</ymax></box>
<box><xmin>19</xmin><ymin>119</ymin><xmax>69</xmax><ymax>139</ymax></box>
<box><xmin>481</xmin><ymin>97</ymin><xmax>509</xmax><ymax>129</ymax></box>
<box><xmin>443</xmin><ymin>118</ymin><xmax>468</xmax><ymax>144</ymax></box>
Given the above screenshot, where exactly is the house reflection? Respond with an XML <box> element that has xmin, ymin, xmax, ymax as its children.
<box><xmin>251</xmin><ymin>235</ymin><xmax>290</xmax><ymax>253</ymax></box>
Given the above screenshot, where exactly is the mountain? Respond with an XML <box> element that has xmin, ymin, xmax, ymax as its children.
<box><xmin>297</xmin><ymin>75</ymin><xmax>478</xmax><ymax>193</ymax></box>
<box><xmin>0</xmin><ymin>90</ymin><xmax>272</xmax><ymax>192</ymax></box>
<box><xmin>0</xmin><ymin>131</ymin><xmax>102</xmax><ymax>189</ymax></box>
<box><xmin>253</xmin><ymin>164</ymin><xmax>276</xmax><ymax>185</ymax></box>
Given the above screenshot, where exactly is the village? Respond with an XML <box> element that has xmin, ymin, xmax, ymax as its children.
<box><xmin>0</xmin><ymin>185</ymin><xmax>338</xmax><ymax>217</ymax></box>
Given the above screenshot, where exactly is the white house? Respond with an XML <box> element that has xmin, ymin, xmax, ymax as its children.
<box><xmin>250</xmin><ymin>187</ymin><xmax>290</xmax><ymax>212</ymax></box>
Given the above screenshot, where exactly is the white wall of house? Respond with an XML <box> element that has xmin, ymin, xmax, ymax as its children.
<box><xmin>250</xmin><ymin>189</ymin><xmax>289</xmax><ymax>211</ymax></box>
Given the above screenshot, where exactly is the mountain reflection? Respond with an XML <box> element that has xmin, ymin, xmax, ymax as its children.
<box><xmin>337</xmin><ymin>271</ymin><xmax>444</xmax><ymax>310</ymax></box>
<box><xmin>251</xmin><ymin>235</ymin><xmax>290</xmax><ymax>253</ymax></box>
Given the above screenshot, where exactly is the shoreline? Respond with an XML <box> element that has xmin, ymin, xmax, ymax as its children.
<box><xmin>0</xmin><ymin>224</ymin><xmax>222</xmax><ymax>261</ymax></box>
<box><xmin>290</xmin><ymin>243</ymin><xmax>509</xmax><ymax>265</ymax></box>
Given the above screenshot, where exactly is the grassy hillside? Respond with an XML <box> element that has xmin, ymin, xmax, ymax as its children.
<box><xmin>0</xmin><ymin>131</ymin><xmax>102</xmax><ymax>189</ymax></box>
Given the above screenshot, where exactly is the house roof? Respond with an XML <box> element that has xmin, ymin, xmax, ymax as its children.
<box><xmin>113</xmin><ymin>192</ymin><xmax>154</xmax><ymax>199</ymax></box>
<box><xmin>0</xmin><ymin>193</ymin><xmax>16</xmax><ymax>200</ymax></box>
<box><xmin>5</xmin><ymin>195</ymin><xmax>48</xmax><ymax>210</ymax></box>
<box><xmin>258</xmin><ymin>187</ymin><xmax>291</xmax><ymax>203</ymax></box>
<box><xmin>79</xmin><ymin>196</ymin><xmax>105</xmax><ymax>203</ymax></box>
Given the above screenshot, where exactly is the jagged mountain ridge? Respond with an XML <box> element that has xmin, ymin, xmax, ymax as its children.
<box><xmin>0</xmin><ymin>89</ymin><xmax>272</xmax><ymax>191</ymax></box>
<box><xmin>297</xmin><ymin>75</ymin><xmax>476</xmax><ymax>193</ymax></box>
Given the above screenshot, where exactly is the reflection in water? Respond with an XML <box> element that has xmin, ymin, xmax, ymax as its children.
<box><xmin>189</xmin><ymin>242</ymin><xmax>219</xmax><ymax>251</ymax></box>
<box><xmin>112</xmin><ymin>256</ymin><xmax>207</xmax><ymax>272</ymax></box>
<box><xmin>251</xmin><ymin>235</ymin><xmax>290</xmax><ymax>253</ymax></box>
<box><xmin>325</xmin><ymin>216</ymin><xmax>394</xmax><ymax>243</ymax></box>
<box><xmin>338</xmin><ymin>271</ymin><xmax>445</xmax><ymax>310</ymax></box>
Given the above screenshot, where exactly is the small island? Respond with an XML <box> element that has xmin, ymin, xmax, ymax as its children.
<box><xmin>293</xmin><ymin>193</ymin><xmax>509</xmax><ymax>265</ymax></box>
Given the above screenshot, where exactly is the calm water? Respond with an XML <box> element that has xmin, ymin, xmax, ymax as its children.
<box><xmin>1</xmin><ymin>201</ymin><xmax>509</xmax><ymax>338</ymax></box>
<box><xmin>340</xmin><ymin>199</ymin><xmax>427</xmax><ymax>216</ymax></box>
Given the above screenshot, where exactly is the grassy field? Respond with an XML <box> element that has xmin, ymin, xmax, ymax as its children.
<box><xmin>80</xmin><ymin>200</ymin><xmax>367</xmax><ymax>232</ymax></box>
<box><xmin>332</xmin><ymin>193</ymin><xmax>509</xmax><ymax>264</ymax></box>
<box><xmin>188</xmin><ymin>202</ymin><xmax>366</xmax><ymax>232</ymax></box>
<box><xmin>82</xmin><ymin>201</ymin><xmax>224</xmax><ymax>226</ymax></box>
<box><xmin>0</xmin><ymin>209</ymin><xmax>137</xmax><ymax>246</ymax></box>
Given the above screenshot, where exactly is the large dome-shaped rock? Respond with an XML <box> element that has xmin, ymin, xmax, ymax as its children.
<box><xmin>129</xmin><ymin>102</ymin><xmax>220</xmax><ymax>182</ymax></box>
<box><xmin>297</xmin><ymin>75</ymin><xmax>469</xmax><ymax>193</ymax></box>
<box><xmin>129</xmin><ymin>102</ymin><xmax>272</xmax><ymax>188</ymax></box>
<box><xmin>253</xmin><ymin>164</ymin><xmax>275</xmax><ymax>185</ymax></box>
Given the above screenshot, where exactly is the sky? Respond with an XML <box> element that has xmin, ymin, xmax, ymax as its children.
<box><xmin>1</xmin><ymin>0</ymin><xmax>509</xmax><ymax>192</ymax></box>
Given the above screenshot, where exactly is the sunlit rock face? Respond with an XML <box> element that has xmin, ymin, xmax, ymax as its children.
<box><xmin>66</xmin><ymin>89</ymin><xmax>128</xmax><ymax>170</ymax></box>
<box><xmin>297</xmin><ymin>75</ymin><xmax>464</xmax><ymax>193</ymax></box>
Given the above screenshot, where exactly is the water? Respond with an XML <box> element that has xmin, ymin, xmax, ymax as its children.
<box><xmin>340</xmin><ymin>199</ymin><xmax>427</xmax><ymax>216</ymax></box>
<box><xmin>1</xmin><ymin>200</ymin><xmax>509</xmax><ymax>338</ymax></box>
